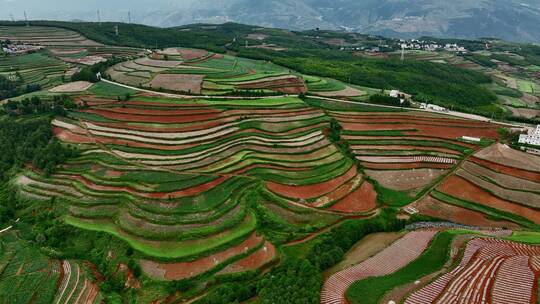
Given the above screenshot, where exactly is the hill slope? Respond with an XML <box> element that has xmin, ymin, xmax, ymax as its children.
<box><xmin>3</xmin><ymin>0</ymin><xmax>540</xmax><ymax>42</ymax></box>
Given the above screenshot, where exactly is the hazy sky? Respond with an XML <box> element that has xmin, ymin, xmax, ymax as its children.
<box><xmin>0</xmin><ymin>0</ymin><xmax>197</xmax><ymax>22</ymax></box>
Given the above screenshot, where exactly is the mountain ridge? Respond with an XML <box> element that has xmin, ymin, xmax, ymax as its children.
<box><xmin>2</xmin><ymin>0</ymin><xmax>540</xmax><ymax>43</ymax></box>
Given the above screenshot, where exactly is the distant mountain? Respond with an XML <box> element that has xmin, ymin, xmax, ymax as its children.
<box><xmin>165</xmin><ymin>0</ymin><xmax>540</xmax><ymax>43</ymax></box>
<box><xmin>2</xmin><ymin>0</ymin><xmax>540</xmax><ymax>43</ymax></box>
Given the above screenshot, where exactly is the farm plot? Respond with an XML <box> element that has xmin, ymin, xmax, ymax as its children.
<box><xmin>0</xmin><ymin>52</ymin><xmax>71</xmax><ymax>90</ymax></box>
<box><xmin>17</xmin><ymin>94</ymin><xmax>358</xmax><ymax>272</ymax></box>
<box><xmin>432</xmin><ymin>143</ymin><xmax>540</xmax><ymax>225</ymax></box>
<box><xmin>405</xmin><ymin>238</ymin><xmax>540</xmax><ymax>304</ymax></box>
<box><xmin>109</xmin><ymin>50</ymin><xmax>307</xmax><ymax>95</ymax></box>
<box><xmin>304</xmin><ymin>75</ymin><xmax>365</xmax><ymax>97</ymax></box>
<box><xmin>320</xmin><ymin>230</ymin><xmax>437</xmax><ymax>304</ymax></box>
<box><xmin>0</xmin><ymin>25</ymin><xmax>101</xmax><ymax>46</ymax></box>
<box><xmin>330</xmin><ymin>110</ymin><xmax>499</xmax><ymax>203</ymax></box>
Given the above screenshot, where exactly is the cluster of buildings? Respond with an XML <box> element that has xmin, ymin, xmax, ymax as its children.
<box><xmin>398</xmin><ymin>39</ymin><xmax>467</xmax><ymax>53</ymax></box>
<box><xmin>518</xmin><ymin>125</ymin><xmax>540</xmax><ymax>146</ymax></box>
<box><xmin>1</xmin><ymin>40</ymin><xmax>42</xmax><ymax>55</ymax></box>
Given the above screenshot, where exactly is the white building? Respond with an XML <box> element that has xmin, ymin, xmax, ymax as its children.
<box><xmin>420</xmin><ymin>103</ymin><xmax>448</xmax><ymax>112</ymax></box>
<box><xmin>462</xmin><ymin>136</ymin><xmax>481</xmax><ymax>143</ymax></box>
<box><xmin>389</xmin><ymin>90</ymin><xmax>400</xmax><ymax>98</ymax></box>
<box><xmin>519</xmin><ymin>125</ymin><xmax>540</xmax><ymax>146</ymax></box>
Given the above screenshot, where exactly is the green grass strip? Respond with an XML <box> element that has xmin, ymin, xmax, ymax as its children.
<box><xmin>64</xmin><ymin>212</ymin><xmax>257</xmax><ymax>259</ymax></box>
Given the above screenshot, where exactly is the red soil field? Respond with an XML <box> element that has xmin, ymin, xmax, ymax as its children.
<box><xmin>362</xmin><ymin>162</ymin><xmax>453</xmax><ymax>170</ymax></box>
<box><xmin>437</xmin><ymin>175</ymin><xmax>540</xmax><ymax>224</ymax></box>
<box><xmin>139</xmin><ymin>232</ymin><xmax>263</xmax><ymax>280</ymax></box>
<box><xmin>469</xmin><ymin>157</ymin><xmax>540</xmax><ymax>183</ymax></box>
<box><xmin>60</xmin><ymin>174</ymin><xmax>228</xmax><ymax>199</ymax></box>
<box><xmin>149</xmin><ymin>74</ymin><xmax>204</xmax><ymax>94</ymax></box>
<box><xmin>235</xmin><ymin>77</ymin><xmax>307</xmax><ymax>94</ymax></box>
<box><xmin>328</xmin><ymin>181</ymin><xmax>377</xmax><ymax>213</ymax></box>
<box><xmin>312</xmin><ymin>176</ymin><xmax>362</xmax><ymax>207</ymax></box>
<box><xmin>53</xmin><ymin>127</ymin><xmax>95</xmax><ymax>144</ymax></box>
<box><xmin>351</xmin><ymin>145</ymin><xmax>462</xmax><ymax>155</ymax></box>
<box><xmin>216</xmin><ymin>241</ymin><xmax>276</xmax><ymax>275</ymax></box>
<box><xmin>334</xmin><ymin>115</ymin><xmax>497</xmax><ymax>127</ymax></box>
<box><xmin>340</xmin><ymin>122</ymin><xmax>499</xmax><ymax>140</ymax></box>
<box><xmin>178</xmin><ymin>49</ymin><xmax>208</xmax><ymax>60</ymax></box>
<box><xmin>415</xmin><ymin>196</ymin><xmax>519</xmax><ymax>229</ymax></box>
<box><xmin>266</xmin><ymin>166</ymin><xmax>357</xmax><ymax>200</ymax></box>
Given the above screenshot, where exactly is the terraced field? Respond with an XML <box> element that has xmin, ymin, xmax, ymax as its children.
<box><xmin>0</xmin><ymin>233</ymin><xmax>103</xmax><ymax>304</ymax></box>
<box><xmin>0</xmin><ymin>26</ymin><xmax>100</xmax><ymax>46</ymax></box>
<box><xmin>0</xmin><ymin>52</ymin><xmax>70</xmax><ymax>89</ymax></box>
<box><xmin>108</xmin><ymin>49</ymin><xmax>306</xmax><ymax>95</ymax></box>
<box><xmin>17</xmin><ymin>91</ymin><xmax>372</xmax><ymax>283</ymax></box>
<box><xmin>405</xmin><ymin>238</ymin><xmax>540</xmax><ymax>304</ymax></box>
<box><xmin>0</xmin><ymin>25</ymin><xmax>141</xmax><ymax>67</ymax></box>
<box><xmin>427</xmin><ymin>143</ymin><xmax>540</xmax><ymax>226</ymax></box>
<box><xmin>329</xmin><ymin>110</ymin><xmax>501</xmax><ymax>205</ymax></box>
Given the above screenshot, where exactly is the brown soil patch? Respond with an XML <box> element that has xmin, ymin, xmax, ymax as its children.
<box><xmin>509</xmin><ymin>107</ymin><xmax>540</xmax><ymax>119</ymax></box>
<box><xmin>366</xmin><ymin>168</ymin><xmax>447</xmax><ymax>191</ymax></box>
<box><xmin>50</xmin><ymin>81</ymin><xmax>93</xmax><ymax>93</ymax></box>
<box><xmin>469</xmin><ymin>157</ymin><xmax>540</xmax><ymax>182</ymax></box>
<box><xmin>135</xmin><ymin>58</ymin><xmax>182</xmax><ymax>68</ymax></box>
<box><xmin>216</xmin><ymin>241</ymin><xmax>276</xmax><ymax>275</ymax></box>
<box><xmin>327</xmin><ymin>181</ymin><xmax>377</xmax><ymax>213</ymax></box>
<box><xmin>53</xmin><ymin>128</ymin><xmax>95</xmax><ymax>144</ymax></box>
<box><xmin>437</xmin><ymin>175</ymin><xmax>540</xmax><ymax>224</ymax></box>
<box><xmin>178</xmin><ymin>49</ymin><xmax>209</xmax><ymax>60</ymax></box>
<box><xmin>140</xmin><ymin>233</ymin><xmax>263</xmax><ymax>280</ymax></box>
<box><xmin>340</xmin><ymin>122</ymin><xmax>499</xmax><ymax>140</ymax></box>
<box><xmin>104</xmin><ymin>170</ymin><xmax>123</xmax><ymax>178</ymax></box>
<box><xmin>462</xmin><ymin>161</ymin><xmax>540</xmax><ymax>192</ymax></box>
<box><xmin>474</xmin><ymin>143</ymin><xmax>540</xmax><ymax>172</ymax></box>
<box><xmin>266</xmin><ymin>166</ymin><xmax>357</xmax><ymax>200</ymax></box>
<box><xmin>235</xmin><ymin>76</ymin><xmax>306</xmax><ymax>94</ymax></box>
<box><xmin>312</xmin><ymin>175</ymin><xmax>362</xmax><ymax>207</ymax></box>
<box><xmin>323</xmin><ymin>232</ymin><xmax>406</xmax><ymax>278</ymax></box>
<box><xmin>313</xmin><ymin>86</ymin><xmax>365</xmax><ymax>97</ymax></box>
<box><xmin>414</xmin><ymin>195</ymin><xmax>519</xmax><ymax>229</ymax></box>
<box><xmin>149</xmin><ymin>74</ymin><xmax>203</xmax><ymax>94</ymax></box>
<box><xmin>520</xmin><ymin>93</ymin><xmax>540</xmax><ymax>107</ymax></box>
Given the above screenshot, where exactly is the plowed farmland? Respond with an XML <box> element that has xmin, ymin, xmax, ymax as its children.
<box><xmin>329</xmin><ymin>109</ymin><xmax>501</xmax><ymax>206</ymax></box>
<box><xmin>108</xmin><ymin>49</ymin><xmax>307</xmax><ymax>95</ymax></box>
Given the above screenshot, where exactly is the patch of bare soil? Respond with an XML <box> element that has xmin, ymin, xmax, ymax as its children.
<box><xmin>365</xmin><ymin>168</ymin><xmax>447</xmax><ymax>191</ymax></box>
<box><xmin>312</xmin><ymin>86</ymin><xmax>366</xmax><ymax>97</ymax></box>
<box><xmin>50</xmin><ymin>81</ymin><xmax>93</xmax><ymax>93</ymax></box>
<box><xmin>509</xmin><ymin>106</ymin><xmax>540</xmax><ymax>119</ymax></box>
<box><xmin>474</xmin><ymin>143</ymin><xmax>540</xmax><ymax>172</ymax></box>
<box><xmin>148</xmin><ymin>74</ymin><xmax>203</xmax><ymax>94</ymax></box>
